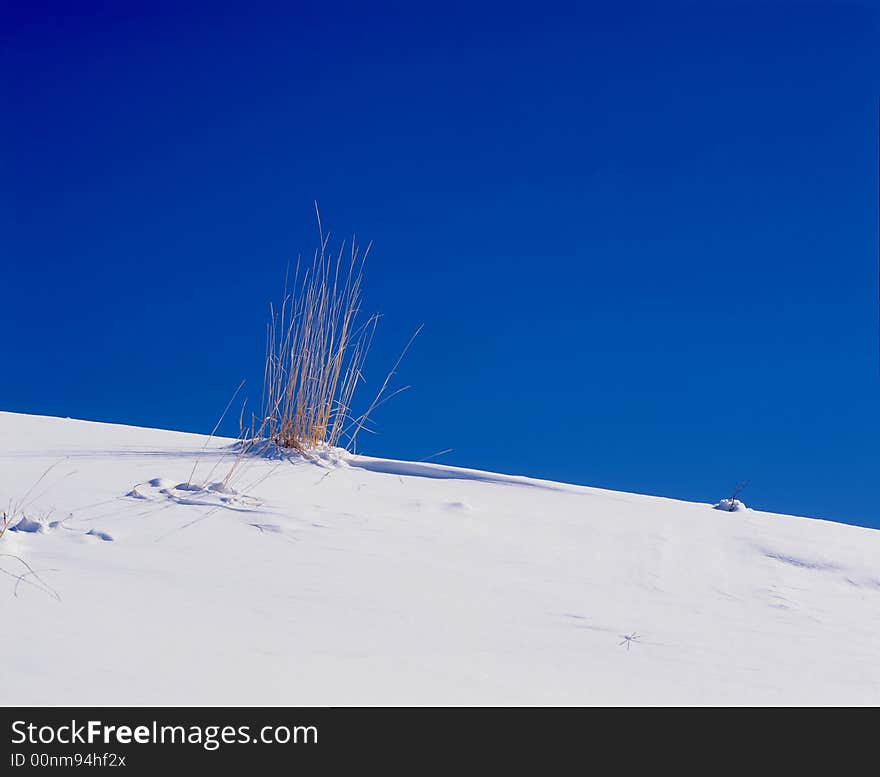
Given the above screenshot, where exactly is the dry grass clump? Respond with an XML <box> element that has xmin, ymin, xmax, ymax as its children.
<box><xmin>259</xmin><ymin>209</ymin><xmax>416</xmax><ymax>453</ymax></box>
<box><xmin>0</xmin><ymin>462</ymin><xmax>61</xmax><ymax>542</ymax></box>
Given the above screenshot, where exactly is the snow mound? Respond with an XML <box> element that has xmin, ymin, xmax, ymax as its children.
<box><xmin>85</xmin><ymin>529</ymin><xmax>114</xmax><ymax>542</ymax></box>
<box><xmin>714</xmin><ymin>498</ymin><xmax>747</xmax><ymax>512</ymax></box>
<box><xmin>8</xmin><ymin>515</ymin><xmax>45</xmax><ymax>533</ymax></box>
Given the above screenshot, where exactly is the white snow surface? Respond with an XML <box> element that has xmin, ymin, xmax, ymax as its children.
<box><xmin>1</xmin><ymin>411</ymin><xmax>878</xmax><ymax>706</ymax></box>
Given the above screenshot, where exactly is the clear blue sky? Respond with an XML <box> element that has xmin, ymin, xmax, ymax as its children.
<box><xmin>2</xmin><ymin>2</ymin><xmax>878</xmax><ymax>527</ymax></box>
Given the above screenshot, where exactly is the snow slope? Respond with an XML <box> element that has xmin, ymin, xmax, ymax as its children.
<box><xmin>1</xmin><ymin>411</ymin><xmax>878</xmax><ymax>705</ymax></box>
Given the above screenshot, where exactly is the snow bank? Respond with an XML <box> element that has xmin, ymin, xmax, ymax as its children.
<box><xmin>0</xmin><ymin>411</ymin><xmax>878</xmax><ymax>705</ymax></box>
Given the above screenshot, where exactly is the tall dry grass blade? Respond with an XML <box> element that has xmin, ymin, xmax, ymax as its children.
<box><xmin>347</xmin><ymin>323</ymin><xmax>423</xmax><ymax>452</ymax></box>
<box><xmin>187</xmin><ymin>379</ymin><xmax>246</xmax><ymax>486</ymax></box>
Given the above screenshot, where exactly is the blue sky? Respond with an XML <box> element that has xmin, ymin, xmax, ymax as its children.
<box><xmin>2</xmin><ymin>2</ymin><xmax>878</xmax><ymax>527</ymax></box>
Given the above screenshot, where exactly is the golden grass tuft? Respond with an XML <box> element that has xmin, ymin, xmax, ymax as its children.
<box><xmin>259</xmin><ymin>207</ymin><xmax>415</xmax><ymax>453</ymax></box>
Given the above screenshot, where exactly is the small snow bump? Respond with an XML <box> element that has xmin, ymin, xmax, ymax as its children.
<box><xmin>714</xmin><ymin>498</ymin><xmax>746</xmax><ymax>512</ymax></box>
<box><xmin>173</xmin><ymin>483</ymin><xmax>202</xmax><ymax>492</ymax></box>
<box><xmin>9</xmin><ymin>516</ymin><xmax>45</xmax><ymax>534</ymax></box>
<box><xmin>207</xmin><ymin>482</ymin><xmax>238</xmax><ymax>495</ymax></box>
<box><xmin>86</xmin><ymin>529</ymin><xmax>114</xmax><ymax>542</ymax></box>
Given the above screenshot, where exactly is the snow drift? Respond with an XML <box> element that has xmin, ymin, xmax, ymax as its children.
<box><xmin>0</xmin><ymin>411</ymin><xmax>878</xmax><ymax>705</ymax></box>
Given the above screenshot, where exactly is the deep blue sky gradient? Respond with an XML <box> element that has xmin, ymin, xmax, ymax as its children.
<box><xmin>2</xmin><ymin>2</ymin><xmax>879</xmax><ymax>527</ymax></box>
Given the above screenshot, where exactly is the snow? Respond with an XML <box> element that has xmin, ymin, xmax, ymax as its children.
<box><xmin>1</xmin><ymin>410</ymin><xmax>878</xmax><ymax>705</ymax></box>
<box><xmin>8</xmin><ymin>515</ymin><xmax>45</xmax><ymax>534</ymax></box>
<box><xmin>714</xmin><ymin>497</ymin><xmax>747</xmax><ymax>512</ymax></box>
